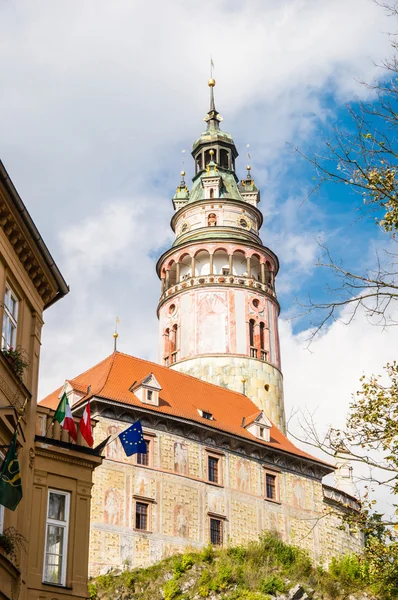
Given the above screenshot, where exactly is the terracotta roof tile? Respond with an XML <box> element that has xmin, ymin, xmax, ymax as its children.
<box><xmin>40</xmin><ymin>351</ymin><xmax>331</xmax><ymax>469</ymax></box>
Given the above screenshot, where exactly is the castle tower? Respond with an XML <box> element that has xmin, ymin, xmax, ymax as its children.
<box><xmin>156</xmin><ymin>80</ymin><xmax>285</xmax><ymax>432</ymax></box>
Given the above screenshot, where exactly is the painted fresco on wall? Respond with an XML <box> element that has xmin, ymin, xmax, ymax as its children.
<box><xmin>104</xmin><ymin>488</ymin><xmax>121</xmax><ymax>525</ymax></box>
<box><xmin>174</xmin><ymin>441</ymin><xmax>188</xmax><ymax>474</ymax></box>
<box><xmin>106</xmin><ymin>425</ymin><xmax>123</xmax><ymax>461</ymax></box>
<box><xmin>197</xmin><ymin>292</ymin><xmax>227</xmax><ymax>354</ymax></box>
<box><xmin>292</xmin><ymin>478</ymin><xmax>306</xmax><ymax>510</ymax></box>
<box><xmin>174</xmin><ymin>504</ymin><xmax>190</xmax><ymax>538</ymax></box>
<box><xmin>236</xmin><ymin>459</ymin><xmax>250</xmax><ymax>492</ymax></box>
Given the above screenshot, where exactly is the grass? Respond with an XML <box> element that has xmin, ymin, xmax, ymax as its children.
<box><xmin>88</xmin><ymin>531</ymin><xmax>388</xmax><ymax>600</ymax></box>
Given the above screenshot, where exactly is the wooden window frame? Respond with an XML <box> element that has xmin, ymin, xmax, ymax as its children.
<box><xmin>209</xmin><ymin>516</ymin><xmax>224</xmax><ymax>546</ymax></box>
<box><xmin>263</xmin><ymin>468</ymin><xmax>280</xmax><ymax>503</ymax></box>
<box><xmin>206</xmin><ymin>451</ymin><xmax>223</xmax><ymax>485</ymax></box>
<box><xmin>133</xmin><ymin>496</ymin><xmax>155</xmax><ymax>533</ymax></box>
<box><xmin>135</xmin><ymin>438</ymin><xmax>152</xmax><ymax>467</ymax></box>
<box><xmin>43</xmin><ymin>489</ymin><xmax>71</xmax><ymax>587</ymax></box>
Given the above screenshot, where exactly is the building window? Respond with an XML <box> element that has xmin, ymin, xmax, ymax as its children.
<box><xmin>259</xmin><ymin>427</ymin><xmax>264</xmax><ymax>438</ymax></box>
<box><xmin>222</xmin><ymin>268</ymin><xmax>230</xmax><ymax>276</ymax></box>
<box><xmin>43</xmin><ymin>490</ymin><xmax>70</xmax><ymax>586</ymax></box>
<box><xmin>147</xmin><ymin>390</ymin><xmax>153</xmax><ymax>402</ymax></box>
<box><xmin>208</xmin><ymin>456</ymin><xmax>219</xmax><ymax>483</ymax></box>
<box><xmin>249</xmin><ymin>319</ymin><xmax>255</xmax><ymax>348</ymax></box>
<box><xmin>2</xmin><ymin>285</ymin><xmax>18</xmax><ymax>350</ymax></box>
<box><xmin>265</xmin><ymin>473</ymin><xmax>278</xmax><ymax>502</ymax></box>
<box><xmin>135</xmin><ymin>501</ymin><xmax>149</xmax><ymax>530</ymax></box>
<box><xmin>136</xmin><ymin>440</ymin><xmax>150</xmax><ymax>466</ymax></box>
<box><xmin>210</xmin><ymin>517</ymin><xmax>223</xmax><ymax>545</ymax></box>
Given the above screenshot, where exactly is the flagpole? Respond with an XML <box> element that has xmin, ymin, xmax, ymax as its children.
<box><xmin>0</xmin><ymin>397</ymin><xmax>28</xmax><ymax>470</ymax></box>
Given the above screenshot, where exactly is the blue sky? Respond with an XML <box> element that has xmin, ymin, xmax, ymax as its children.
<box><xmin>1</xmin><ymin>1</ymin><xmax>397</xmax><ymax>506</ymax></box>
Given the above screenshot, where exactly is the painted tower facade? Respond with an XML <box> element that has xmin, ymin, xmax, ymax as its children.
<box><xmin>157</xmin><ymin>81</ymin><xmax>285</xmax><ymax>432</ymax></box>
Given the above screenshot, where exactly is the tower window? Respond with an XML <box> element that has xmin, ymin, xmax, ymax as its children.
<box><xmin>249</xmin><ymin>319</ymin><xmax>255</xmax><ymax>348</ymax></box>
<box><xmin>260</xmin><ymin>322</ymin><xmax>265</xmax><ymax>350</ymax></box>
<box><xmin>220</xmin><ymin>149</ymin><xmax>229</xmax><ymax>169</ymax></box>
<box><xmin>210</xmin><ymin>188</ymin><xmax>214</xmax><ymax>199</ymax></box>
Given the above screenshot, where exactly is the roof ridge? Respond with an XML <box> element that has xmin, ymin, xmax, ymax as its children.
<box><xmin>94</xmin><ymin>351</ymin><xmax>119</xmax><ymax>397</ymax></box>
<box><xmin>68</xmin><ymin>352</ymin><xmax>116</xmax><ymax>385</ymax></box>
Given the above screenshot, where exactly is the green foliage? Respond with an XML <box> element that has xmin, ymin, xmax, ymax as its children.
<box><xmin>174</xmin><ymin>552</ymin><xmax>195</xmax><ymax>578</ymax></box>
<box><xmin>88</xmin><ymin>582</ymin><xmax>97</xmax><ymax>599</ymax></box>
<box><xmin>200</xmin><ymin>543</ymin><xmax>214</xmax><ymax>563</ymax></box>
<box><xmin>329</xmin><ymin>553</ymin><xmax>364</xmax><ymax>587</ymax></box>
<box><xmin>163</xmin><ymin>578</ymin><xmax>182</xmax><ymax>600</ymax></box>
<box><xmin>260</xmin><ymin>574</ymin><xmax>285</xmax><ymax>595</ymax></box>
<box><xmin>90</xmin><ymin>531</ymin><xmax>392</xmax><ymax>599</ymax></box>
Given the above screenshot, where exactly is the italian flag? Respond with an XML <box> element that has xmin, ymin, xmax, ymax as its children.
<box><xmin>54</xmin><ymin>392</ymin><xmax>77</xmax><ymax>441</ymax></box>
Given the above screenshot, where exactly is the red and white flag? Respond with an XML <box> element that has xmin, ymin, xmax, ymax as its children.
<box><xmin>79</xmin><ymin>401</ymin><xmax>94</xmax><ymax>447</ymax></box>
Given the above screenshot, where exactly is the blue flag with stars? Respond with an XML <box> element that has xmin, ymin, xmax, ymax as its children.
<box><xmin>118</xmin><ymin>421</ymin><xmax>147</xmax><ymax>457</ymax></box>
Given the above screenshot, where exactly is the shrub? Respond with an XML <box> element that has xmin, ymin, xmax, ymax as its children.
<box><xmin>163</xmin><ymin>577</ymin><xmax>182</xmax><ymax>600</ymax></box>
<box><xmin>260</xmin><ymin>575</ymin><xmax>285</xmax><ymax>595</ymax></box>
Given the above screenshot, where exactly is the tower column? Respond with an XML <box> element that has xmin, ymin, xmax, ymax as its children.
<box><xmin>176</xmin><ymin>262</ymin><xmax>181</xmax><ymax>283</ymax></box>
<box><xmin>229</xmin><ymin>254</ymin><xmax>233</xmax><ymax>275</ymax></box>
<box><xmin>191</xmin><ymin>256</ymin><xmax>195</xmax><ymax>277</ymax></box>
<box><xmin>209</xmin><ymin>254</ymin><xmax>214</xmax><ymax>276</ymax></box>
<box><xmin>260</xmin><ymin>262</ymin><xmax>266</xmax><ymax>284</ymax></box>
<box><xmin>165</xmin><ymin>270</ymin><xmax>170</xmax><ymax>288</ymax></box>
<box><xmin>246</xmin><ymin>256</ymin><xmax>251</xmax><ymax>278</ymax></box>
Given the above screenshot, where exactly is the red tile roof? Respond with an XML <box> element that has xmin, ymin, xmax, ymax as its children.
<box><xmin>40</xmin><ymin>351</ymin><xmax>331</xmax><ymax>469</ymax></box>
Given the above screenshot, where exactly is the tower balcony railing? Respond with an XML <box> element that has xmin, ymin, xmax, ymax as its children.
<box><xmin>250</xmin><ymin>346</ymin><xmax>258</xmax><ymax>358</ymax></box>
<box><xmin>161</xmin><ymin>274</ymin><xmax>276</xmax><ymax>302</ymax></box>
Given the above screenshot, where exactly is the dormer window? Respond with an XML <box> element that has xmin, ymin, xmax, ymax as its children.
<box><xmin>131</xmin><ymin>373</ymin><xmax>162</xmax><ymax>407</ymax></box>
<box><xmin>243</xmin><ymin>411</ymin><xmax>272</xmax><ymax>442</ymax></box>
<box><xmin>198</xmin><ymin>409</ymin><xmax>213</xmax><ymax>420</ymax></box>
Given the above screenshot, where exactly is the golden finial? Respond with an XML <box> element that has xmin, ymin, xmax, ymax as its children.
<box><xmin>246</xmin><ymin>165</ymin><xmax>251</xmax><ymax>171</ymax></box>
<box><xmin>181</xmin><ymin>170</ymin><xmax>186</xmax><ymax>177</ymax></box>
<box><xmin>208</xmin><ymin>78</ymin><xmax>216</xmax><ymax>87</ymax></box>
<box><xmin>113</xmin><ymin>317</ymin><xmax>120</xmax><ymax>351</ymax></box>
<box><xmin>209</xmin><ymin>149</ymin><xmax>214</xmax><ymax>156</ymax></box>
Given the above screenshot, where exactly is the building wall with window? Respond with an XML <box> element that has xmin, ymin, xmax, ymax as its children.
<box><xmin>88</xmin><ymin>413</ymin><xmax>362</xmax><ymax>576</ymax></box>
<box><xmin>0</xmin><ymin>161</ymin><xmax>102</xmax><ymax>600</ymax></box>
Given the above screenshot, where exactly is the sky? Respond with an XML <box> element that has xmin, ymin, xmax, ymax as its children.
<box><xmin>1</xmin><ymin>0</ymin><xmax>397</xmax><ymax>506</ymax></box>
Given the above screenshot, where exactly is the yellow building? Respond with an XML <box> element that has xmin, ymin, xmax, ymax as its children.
<box><xmin>0</xmin><ymin>161</ymin><xmax>102</xmax><ymax>600</ymax></box>
<box><xmin>42</xmin><ymin>352</ymin><xmax>362</xmax><ymax>574</ymax></box>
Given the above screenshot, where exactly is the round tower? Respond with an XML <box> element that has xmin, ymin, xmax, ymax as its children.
<box><xmin>156</xmin><ymin>80</ymin><xmax>285</xmax><ymax>432</ymax></box>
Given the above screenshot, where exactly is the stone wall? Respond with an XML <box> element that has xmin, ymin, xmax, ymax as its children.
<box><xmin>171</xmin><ymin>355</ymin><xmax>285</xmax><ymax>433</ymax></box>
<box><xmin>89</xmin><ymin>417</ymin><xmax>362</xmax><ymax>576</ymax></box>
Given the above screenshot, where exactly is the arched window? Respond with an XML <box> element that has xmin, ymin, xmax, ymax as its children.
<box><xmin>164</xmin><ymin>328</ymin><xmax>170</xmax><ymax>366</ymax></box>
<box><xmin>220</xmin><ymin>149</ymin><xmax>229</xmax><ymax>169</ymax></box>
<box><xmin>249</xmin><ymin>320</ymin><xmax>257</xmax><ymax>358</ymax></box>
<box><xmin>210</xmin><ymin>188</ymin><xmax>214</xmax><ymax>199</ymax></box>
<box><xmin>249</xmin><ymin>320</ymin><xmax>255</xmax><ymax>347</ymax></box>
<box><xmin>260</xmin><ymin>322</ymin><xmax>265</xmax><ymax>350</ymax></box>
<box><xmin>196</xmin><ymin>153</ymin><xmax>203</xmax><ymax>173</ymax></box>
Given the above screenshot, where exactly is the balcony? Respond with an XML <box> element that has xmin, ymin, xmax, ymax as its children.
<box><xmin>160</xmin><ymin>274</ymin><xmax>276</xmax><ymax>303</ymax></box>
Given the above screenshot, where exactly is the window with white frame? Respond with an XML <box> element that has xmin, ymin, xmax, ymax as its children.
<box><xmin>2</xmin><ymin>285</ymin><xmax>18</xmax><ymax>350</ymax></box>
<box><xmin>43</xmin><ymin>490</ymin><xmax>70</xmax><ymax>586</ymax></box>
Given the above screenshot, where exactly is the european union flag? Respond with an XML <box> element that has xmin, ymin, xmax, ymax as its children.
<box><xmin>118</xmin><ymin>421</ymin><xmax>147</xmax><ymax>457</ymax></box>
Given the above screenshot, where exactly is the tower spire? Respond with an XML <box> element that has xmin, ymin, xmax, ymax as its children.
<box><xmin>205</xmin><ymin>78</ymin><xmax>222</xmax><ymax>130</ymax></box>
